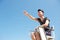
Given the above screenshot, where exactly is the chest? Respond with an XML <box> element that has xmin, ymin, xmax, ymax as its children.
<box><xmin>38</xmin><ymin>18</ymin><xmax>46</xmax><ymax>25</ymax></box>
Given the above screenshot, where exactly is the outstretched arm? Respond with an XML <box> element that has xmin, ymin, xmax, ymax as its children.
<box><xmin>24</xmin><ymin>10</ymin><xmax>38</xmax><ymax>21</ymax></box>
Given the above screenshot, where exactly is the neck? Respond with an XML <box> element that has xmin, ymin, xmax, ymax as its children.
<box><xmin>40</xmin><ymin>16</ymin><xmax>44</xmax><ymax>19</ymax></box>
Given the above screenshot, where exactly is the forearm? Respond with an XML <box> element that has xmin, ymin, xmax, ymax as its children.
<box><xmin>27</xmin><ymin>14</ymin><xmax>35</xmax><ymax>20</ymax></box>
<box><xmin>41</xmin><ymin>24</ymin><xmax>48</xmax><ymax>28</ymax></box>
<box><xmin>41</xmin><ymin>20</ymin><xmax>49</xmax><ymax>28</ymax></box>
<box><xmin>43</xmin><ymin>24</ymin><xmax>48</xmax><ymax>27</ymax></box>
<box><xmin>24</xmin><ymin>10</ymin><xmax>36</xmax><ymax>20</ymax></box>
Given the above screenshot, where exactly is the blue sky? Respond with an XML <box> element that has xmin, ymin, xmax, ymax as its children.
<box><xmin>0</xmin><ymin>0</ymin><xmax>60</xmax><ymax>40</ymax></box>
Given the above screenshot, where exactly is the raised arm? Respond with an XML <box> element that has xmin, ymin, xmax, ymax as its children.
<box><xmin>24</xmin><ymin>10</ymin><xmax>38</xmax><ymax>21</ymax></box>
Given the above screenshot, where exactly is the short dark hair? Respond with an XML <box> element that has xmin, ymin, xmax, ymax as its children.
<box><xmin>38</xmin><ymin>9</ymin><xmax>44</xmax><ymax>13</ymax></box>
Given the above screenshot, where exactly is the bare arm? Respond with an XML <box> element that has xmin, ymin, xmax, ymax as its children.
<box><xmin>41</xmin><ymin>20</ymin><xmax>50</xmax><ymax>28</ymax></box>
<box><xmin>24</xmin><ymin>10</ymin><xmax>38</xmax><ymax>21</ymax></box>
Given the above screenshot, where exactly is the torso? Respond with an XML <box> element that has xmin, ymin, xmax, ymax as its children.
<box><xmin>37</xmin><ymin>17</ymin><xmax>50</xmax><ymax>31</ymax></box>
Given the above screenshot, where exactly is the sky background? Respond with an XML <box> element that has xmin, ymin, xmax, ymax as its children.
<box><xmin>0</xmin><ymin>0</ymin><xmax>60</xmax><ymax>40</ymax></box>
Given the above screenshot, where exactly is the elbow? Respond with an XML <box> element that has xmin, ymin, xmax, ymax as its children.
<box><xmin>31</xmin><ymin>17</ymin><xmax>36</xmax><ymax>20</ymax></box>
<box><xmin>31</xmin><ymin>18</ymin><xmax>34</xmax><ymax>20</ymax></box>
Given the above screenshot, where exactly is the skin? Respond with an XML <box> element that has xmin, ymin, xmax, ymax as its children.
<box><xmin>24</xmin><ymin>10</ymin><xmax>49</xmax><ymax>27</ymax></box>
<box><xmin>24</xmin><ymin>10</ymin><xmax>50</xmax><ymax>40</ymax></box>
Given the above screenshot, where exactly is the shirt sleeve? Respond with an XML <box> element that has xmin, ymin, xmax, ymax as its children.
<box><xmin>37</xmin><ymin>18</ymin><xmax>40</xmax><ymax>22</ymax></box>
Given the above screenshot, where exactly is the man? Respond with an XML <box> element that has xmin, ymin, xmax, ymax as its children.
<box><xmin>24</xmin><ymin>9</ymin><xmax>51</xmax><ymax>40</ymax></box>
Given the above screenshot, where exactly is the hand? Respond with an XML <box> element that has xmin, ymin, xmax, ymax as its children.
<box><xmin>24</xmin><ymin>10</ymin><xmax>29</xmax><ymax>16</ymax></box>
<box><xmin>39</xmin><ymin>25</ymin><xmax>44</xmax><ymax>28</ymax></box>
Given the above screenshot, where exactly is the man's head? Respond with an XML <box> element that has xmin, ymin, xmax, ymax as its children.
<box><xmin>38</xmin><ymin>9</ymin><xmax>44</xmax><ymax>17</ymax></box>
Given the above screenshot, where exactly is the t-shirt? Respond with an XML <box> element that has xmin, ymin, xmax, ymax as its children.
<box><xmin>37</xmin><ymin>17</ymin><xmax>50</xmax><ymax>31</ymax></box>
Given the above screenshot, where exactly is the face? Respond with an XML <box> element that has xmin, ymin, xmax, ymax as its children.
<box><xmin>38</xmin><ymin>11</ymin><xmax>44</xmax><ymax>17</ymax></box>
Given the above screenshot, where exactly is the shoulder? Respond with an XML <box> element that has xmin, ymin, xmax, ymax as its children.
<box><xmin>37</xmin><ymin>18</ymin><xmax>40</xmax><ymax>20</ymax></box>
<box><xmin>36</xmin><ymin>18</ymin><xmax>41</xmax><ymax>22</ymax></box>
<box><xmin>33</xmin><ymin>18</ymin><xmax>40</xmax><ymax>22</ymax></box>
<box><xmin>45</xmin><ymin>17</ymin><xmax>50</xmax><ymax>22</ymax></box>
